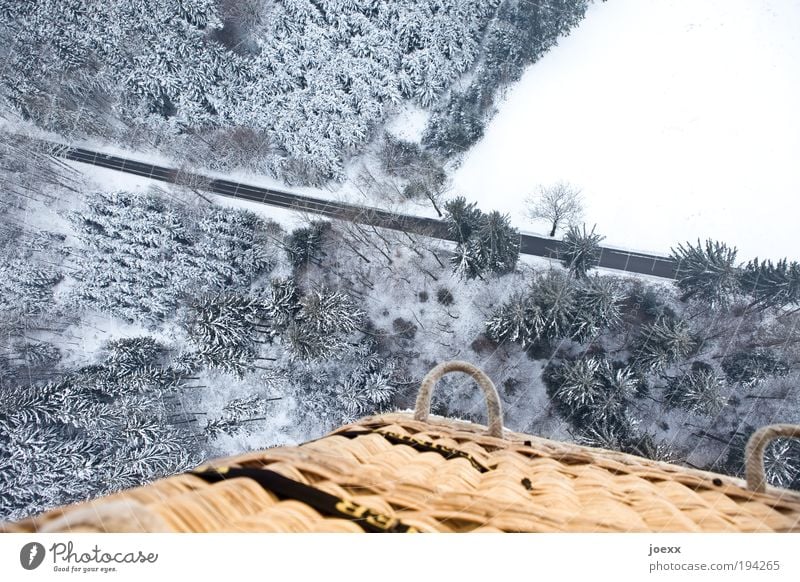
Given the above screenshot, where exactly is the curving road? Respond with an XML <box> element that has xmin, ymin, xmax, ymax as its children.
<box><xmin>47</xmin><ymin>142</ymin><xmax>677</xmax><ymax>279</ymax></box>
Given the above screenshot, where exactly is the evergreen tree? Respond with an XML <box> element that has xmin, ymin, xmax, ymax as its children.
<box><xmin>528</xmin><ymin>269</ymin><xmax>579</xmax><ymax>341</ymax></box>
<box><xmin>443</xmin><ymin>196</ymin><xmax>482</xmax><ymax>244</ymax></box>
<box><xmin>632</xmin><ymin>317</ymin><xmax>696</xmax><ymax>372</ymax></box>
<box><xmin>451</xmin><ymin>238</ymin><xmax>487</xmax><ymax>280</ymax></box>
<box><xmin>739</xmin><ymin>258</ymin><xmax>800</xmax><ymax>310</ymax></box>
<box><xmin>485</xmin><ymin>292</ymin><xmax>545</xmax><ymax>348</ymax></box>
<box><xmin>265</xmin><ymin>278</ymin><xmax>302</xmax><ymax>333</ymax></box>
<box><xmin>474</xmin><ymin>211</ymin><xmax>520</xmax><ymax>276</ymax></box>
<box><xmin>571</xmin><ymin>276</ymin><xmax>623</xmax><ymax>342</ymax></box>
<box><xmin>663</xmin><ymin>363</ymin><xmax>727</xmax><ymax>416</ymax></box>
<box><xmin>671</xmin><ymin>239</ymin><xmax>740</xmax><ymax>307</ymax></box>
<box><xmin>721</xmin><ymin>349</ymin><xmax>790</xmax><ymax>387</ymax></box>
<box><xmin>561</xmin><ymin>224</ymin><xmax>603</xmax><ymax>279</ymax></box>
<box><xmin>0</xmin><ymin>258</ymin><xmax>61</xmax><ymax>318</ymax></box>
<box><xmin>552</xmin><ymin>357</ymin><xmax>606</xmax><ymax>409</ymax></box>
<box><xmin>205</xmin><ymin>394</ymin><xmax>274</xmax><ymax>439</ymax></box>
<box><xmin>296</xmin><ymin>288</ymin><xmax>363</xmax><ymax>337</ymax></box>
<box><xmin>104</xmin><ymin>337</ymin><xmax>166</xmax><ymax>375</ymax></box>
<box><xmin>445</xmin><ymin>199</ymin><xmax>519</xmax><ymax>279</ymax></box>
<box><xmin>486</xmin><ymin>270</ymin><xmax>580</xmax><ymax>348</ymax></box>
<box><xmin>287</xmin><ymin>287</ymin><xmax>364</xmax><ymax>360</ymax></box>
<box><xmin>545</xmin><ymin>356</ymin><xmax>637</xmax><ymax>428</ymax></box>
<box><xmin>68</xmin><ymin>191</ymin><xmax>280</xmax><ymax>324</ymax></box>
<box><xmin>0</xmin><ymin>344</ymin><xmax>201</xmax><ymax>521</ymax></box>
<box><xmin>16</xmin><ymin>341</ymin><xmax>61</xmax><ymax>367</ymax></box>
<box><xmin>181</xmin><ymin>293</ymin><xmax>269</xmax><ymax>375</ymax></box>
<box><xmin>288</xmin><ymin>341</ymin><xmax>397</xmax><ymax>428</ymax></box>
<box><xmin>192</xmin><ymin>344</ymin><xmax>257</xmax><ymax>377</ymax></box>
<box><xmin>285</xmin><ymin>221</ymin><xmax>330</xmax><ymax>268</ymax></box>
<box><xmin>577</xmin><ymin>424</ymin><xmax>677</xmax><ymax>463</ymax></box>
<box><xmin>183</xmin><ymin>293</ymin><xmax>268</xmax><ymax>350</ymax></box>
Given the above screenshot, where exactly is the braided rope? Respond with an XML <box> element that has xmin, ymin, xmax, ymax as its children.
<box><xmin>414</xmin><ymin>361</ymin><xmax>504</xmax><ymax>438</ymax></box>
<box><xmin>745</xmin><ymin>424</ymin><xmax>800</xmax><ymax>493</ymax></box>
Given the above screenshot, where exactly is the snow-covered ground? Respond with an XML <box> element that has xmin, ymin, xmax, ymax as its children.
<box><xmin>453</xmin><ymin>0</ymin><xmax>800</xmax><ymax>261</ymax></box>
<box><xmin>385</xmin><ymin>103</ymin><xmax>430</xmax><ymax>143</ymax></box>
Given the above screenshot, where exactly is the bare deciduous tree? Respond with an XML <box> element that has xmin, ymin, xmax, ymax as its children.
<box><xmin>525</xmin><ymin>181</ymin><xmax>584</xmax><ymax>237</ymax></box>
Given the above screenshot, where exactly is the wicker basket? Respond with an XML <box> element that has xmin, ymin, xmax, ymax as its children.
<box><xmin>4</xmin><ymin>361</ymin><xmax>800</xmax><ymax>533</ymax></box>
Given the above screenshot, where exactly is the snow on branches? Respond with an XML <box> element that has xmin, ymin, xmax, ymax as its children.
<box><xmin>663</xmin><ymin>363</ymin><xmax>727</xmax><ymax>416</ymax></box>
<box><xmin>445</xmin><ymin>196</ymin><xmax>519</xmax><ymax>279</ymax></box>
<box><xmin>560</xmin><ymin>224</ymin><xmax>604</xmax><ymax>280</ymax></box>
<box><xmin>67</xmin><ymin>191</ymin><xmax>280</xmax><ymax>324</ymax></box>
<box><xmin>0</xmin><ymin>336</ymin><xmax>201</xmax><ymax>521</ymax></box>
<box><xmin>485</xmin><ymin>270</ymin><xmax>622</xmax><ymax>348</ymax></box>
<box><xmin>671</xmin><ymin>239</ymin><xmax>740</xmax><ymax>307</ymax></box>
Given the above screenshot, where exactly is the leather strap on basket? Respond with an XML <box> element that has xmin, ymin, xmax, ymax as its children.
<box><xmin>745</xmin><ymin>424</ymin><xmax>800</xmax><ymax>493</ymax></box>
<box><xmin>191</xmin><ymin>466</ymin><xmax>418</xmax><ymax>533</ymax></box>
<box><xmin>414</xmin><ymin>361</ymin><xmax>504</xmax><ymax>439</ymax></box>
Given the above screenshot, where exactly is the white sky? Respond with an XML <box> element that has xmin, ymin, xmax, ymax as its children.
<box><xmin>453</xmin><ymin>0</ymin><xmax>800</xmax><ymax>260</ymax></box>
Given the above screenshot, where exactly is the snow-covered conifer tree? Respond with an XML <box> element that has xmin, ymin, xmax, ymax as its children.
<box><xmin>444</xmin><ymin>196</ymin><xmax>482</xmax><ymax>244</ymax></box>
<box><xmin>529</xmin><ymin>270</ymin><xmax>578</xmax><ymax>341</ymax></box>
<box><xmin>632</xmin><ymin>317</ymin><xmax>696</xmax><ymax>372</ymax></box>
<box><xmin>546</xmin><ymin>356</ymin><xmax>637</xmax><ymax>429</ymax></box>
<box><xmin>485</xmin><ymin>270</ymin><xmax>579</xmax><ymax>348</ymax></box>
<box><xmin>485</xmin><ymin>292</ymin><xmax>544</xmax><ymax>348</ymax></box>
<box><xmin>475</xmin><ymin>210</ymin><xmax>520</xmax><ymax>276</ymax></box>
<box><xmin>285</xmin><ymin>221</ymin><xmax>330</xmax><ymax>268</ymax></box>
<box><xmin>571</xmin><ymin>276</ymin><xmax>623</xmax><ymax>341</ymax></box>
<box><xmin>739</xmin><ymin>258</ymin><xmax>800</xmax><ymax>310</ymax></box>
<box><xmin>183</xmin><ymin>293</ymin><xmax>268</xmax><ymax>350</ymax></box>
<box><xmin>720</xmin><ymin>349</ymin><xmax>790</xmax><ymax>387</ymax></box>
<box><xmin>664</xmin><ymin>364</ymin><xmax>726</xmax><ymax>416</ymax></box>
<box><xmin>671</xmin><ymin>239</ymin><xmax>740</xmax><ymax>307</ymax></box>
<box><xmin>561</xmin><ymin>224</ymin><xmax>603</xmax><ymax>279</ymax></box>
<box><xmin>445</xmin><ymin>200</ymin><xmax>519</xmax><ymax>279</ymax></box>
<box><xmin>265</xmin><ymin>278</ymin><xmax>302</xmax><ymax>332</ymax></box>
<box><xmin>181</xmin><ymin>293</ymin><xmax>270</xmax><ymax>375</ymax></box>
<box><xmin>205</xmin><ymin>394</ymin><xmax>274</xmax><ymax>439</ymax></box>
<box><xmin>0</xmin><ymin>258</ymin><xmax>61</xmax><ymax>318</ymax></box>
<box><xmin>297</xmin><ymin>288</ymin><xmax>363</xmax><ymax>337</ymax></box>
<box><xmin>288</xmin><ymin>341</ymin><xmax>398</xmax><ymax>428</ymax></box>
<box><xmin>68</xmin><ymin>191</ymin><xmax>280</xmax><ymax>324</ymax></box>
<box><xmin>287</xmin><ymin>287</ymin><xmax>364</xmax><ymax>360</ymax></box>
<box><xmin>16</xmin><ymin>341</ymin><xmax>61</xmax><ymax>367</ymax></box>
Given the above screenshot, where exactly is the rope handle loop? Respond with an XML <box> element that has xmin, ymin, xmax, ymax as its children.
<box><xmin>414</xmin><ymin>361</ymin><xmax>504</xmax><ymax>438</ymax></box>
<box><xmin>745</xmin><ymin>424</ymin><xmax>800</xmax><ymax>493</ymax></box>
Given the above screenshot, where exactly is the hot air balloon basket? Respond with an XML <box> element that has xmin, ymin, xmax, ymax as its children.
<box><xmin>4</xmin><ymin>361</ymin><xmax>800</xmax><ymax>533</ymax></box>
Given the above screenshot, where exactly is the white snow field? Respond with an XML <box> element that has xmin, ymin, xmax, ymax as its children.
<box><xmin>453</xmin><ymin>0</ymin><xmax>800</xmax><ymax>260</ymax></box>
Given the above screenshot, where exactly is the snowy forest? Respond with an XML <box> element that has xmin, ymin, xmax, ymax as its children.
<box><xmin>2</xmin><ymin>0</ymin><xmax>800</xmax><ymax>522</ymax></box>
<box><xmin>0</xmin><ymin>0</ymin><xmax>588</xmax><ymax>183</ymax></box>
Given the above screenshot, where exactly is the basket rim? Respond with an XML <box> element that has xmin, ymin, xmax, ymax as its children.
<box><xmin>336</xmin><ymin>412</ymin><xmax>800</xmax><ymax>506</ymax></box>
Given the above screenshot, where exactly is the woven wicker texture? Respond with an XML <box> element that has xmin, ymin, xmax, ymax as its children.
<box><xmin>4</xmin><ymin>362</ymin><xmax>800</xmax><ymax>533</ymax></box>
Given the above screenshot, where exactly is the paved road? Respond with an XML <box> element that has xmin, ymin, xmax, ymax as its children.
<box><xmin>47</xmin><ymin>142</ymin><xmax>678</xmax><ymax>279</ymax></box>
